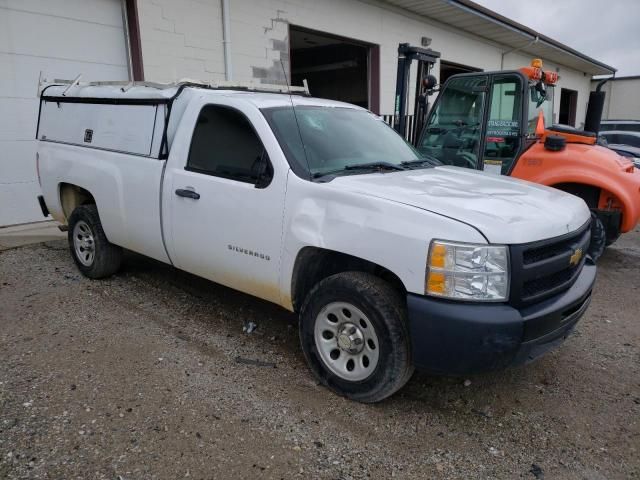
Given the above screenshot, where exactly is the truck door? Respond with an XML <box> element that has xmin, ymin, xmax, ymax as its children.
<box><xmin>162</xmin><ymin>96</ymin><xmax>287</xmax><ymax>304</ymax></box>
<box><xmin>416</xmin><ymin>75</ymin><xmax>488</xmax><ymax>169</ymax></box>
<box><xmin>481</xmin><ymin>74</ymin><xmax>525</xmax><ymax>175</ymax></box>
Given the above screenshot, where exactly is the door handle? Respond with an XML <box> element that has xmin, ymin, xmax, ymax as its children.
<box><xmin>175</xmin><ymin>188</ymin><xmax>200</xmax><ymax>200</ymax></box>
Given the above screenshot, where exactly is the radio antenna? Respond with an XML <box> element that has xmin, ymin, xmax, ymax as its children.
<box><xmin>279</xmin><ymin>59</ymin><xmax>311</xmax><ymax>178</ymax></box>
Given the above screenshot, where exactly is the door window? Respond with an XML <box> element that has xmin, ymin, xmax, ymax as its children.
<box><xmin>187</xmin><ymin>105</ymin><xmax>267</xmax><ymax>184</ymax></box>
<box><xmin>483</xmin><ymin>76</ymin><xmax>523</xmax><ymax>175</ymax></box>
<box><xmin>418</xmin><ymin>76</ymin><xmax>487</xmax><ymax>169</ymax></box>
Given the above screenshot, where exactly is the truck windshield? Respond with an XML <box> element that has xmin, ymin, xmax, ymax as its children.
<box><xmin>416</xmin><ymin>76</ymin><xmax>487</xmax><ymax>170</ymax></box>
<box><xmin>527</xmin><ymin>84</ymin><xmax>554</xmax><ymax>134</ymax></box>
<box><xmin>261</xmin><ymin>106</ymin><xmax>424</xmax><ymax>179</ymax></box>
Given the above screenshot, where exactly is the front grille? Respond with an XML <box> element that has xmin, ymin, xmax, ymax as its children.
<box><xmin>510</xmin><ymin>222</ymin><xmax>591</xmax><ymax>307</ymax></box>
<box><xmin>522</xmin><ymin>264</ymin><xmax>580</xmax><ymax>298</ymax></box>
<box><xmin>523</xmin><ymin>233</ymin><xmax>586</xmax><ymax>264</ymax></box>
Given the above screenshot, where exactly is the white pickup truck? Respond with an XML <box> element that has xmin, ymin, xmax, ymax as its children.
<box><xmin>36</xmin><ymin>81</ymin><xmax>596</xmax><ymax>402</ymax></box>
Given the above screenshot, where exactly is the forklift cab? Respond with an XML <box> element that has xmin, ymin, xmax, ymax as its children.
<box><xmin>417</xmin><ymin>69</ymin><xmax>554</xmax><ymax>175</ymax></box>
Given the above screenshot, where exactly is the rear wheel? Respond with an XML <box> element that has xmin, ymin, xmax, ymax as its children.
<box><xmin>299</xmin><ymin>272</ymin><xmax>413</xmax><ymax>403</ymax></box>
<box><xmin>68</xmin><ymin>204</ymin><xmax>122</xmax><ymax>279</ymax></box>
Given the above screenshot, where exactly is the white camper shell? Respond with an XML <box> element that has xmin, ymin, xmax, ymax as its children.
<box><xmin>38</xmin><ymin>81</ymin><xmax>308</xmax><ymax>159</ymax></box>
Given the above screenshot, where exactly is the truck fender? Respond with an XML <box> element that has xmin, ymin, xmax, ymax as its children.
<box><xmin>277</xmin><ymin>177</ymin><xmax>486</xmax><ymax>310</ymax></box>
<box><xmin>545</xmin><ymin>176</ymin><xmax>637</xmax><ymax>233</ymax></box>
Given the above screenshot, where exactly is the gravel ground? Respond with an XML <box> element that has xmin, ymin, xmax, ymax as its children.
<box><xmin>1</xmin><ymin>230</ymin><xmax>638</xmax><ymax>479</ymax></box>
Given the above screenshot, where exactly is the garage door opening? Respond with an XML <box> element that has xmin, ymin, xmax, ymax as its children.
<box><xmin>559</xmin><ymin>88</ymin><xmax>578</xmax><ymax>126</ymax></box>
<box><xmin>439</xmin><ymin>60</ymin><xmax>482</xmax><ymax>85</ymax></box>
<box><xmin>289</xmin><ymin>26</ymin><xmax>377</xmax><ymax>110</ymax></box>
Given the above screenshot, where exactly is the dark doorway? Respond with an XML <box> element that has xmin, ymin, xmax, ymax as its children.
<box><xmin>289</xmin><ymin>26</ymin><xmax>375</xmax><ymax>110</ymax></box>
<box><xmin>559</xmin><ymin>88</ymin><xmax>578</xmax><ymax>126</ymax></box>
<box><xmin>439</xmin><ymin>60</ymin><xmax>482</xmax><ymax>85</ymax></box>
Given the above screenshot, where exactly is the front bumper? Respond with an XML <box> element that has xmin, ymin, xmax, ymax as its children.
<box><xmin>407</xmin><ymin>262</ymin><xmax>596</xmax><ymax>375</ymax></box>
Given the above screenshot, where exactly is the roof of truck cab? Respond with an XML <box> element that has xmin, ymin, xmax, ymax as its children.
<box><xmin>205</xmin><ymin>90</ymin><xmax>363</xmax><ymax>110</ymax></box>
<box><xmin>40</xmin><ymin>83</ymin><xmax>364</xmax><ymax>111</ymax></box>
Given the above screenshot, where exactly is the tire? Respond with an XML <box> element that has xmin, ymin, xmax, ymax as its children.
<box><xmin>588</xmin><ymin>212</ymin><xmax>606</xmax><ymax>262</ymax></box>
<box><xmin>299</xmin><ymin>272</ymin><xmax>413</xmax><ymax>403</ymax></box>
<box><xmin>604</xmin><ymin>227</ymin><xmax>621</xmax><ymax>247</ymax></box>
<box><xmin>67</xmin><ymin>204</ymin><xmax>122</xmax><ymax>279</ymax></box>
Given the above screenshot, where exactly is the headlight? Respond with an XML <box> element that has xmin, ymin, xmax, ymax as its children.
<box><xmin>426</xmin><ymin>240</ymin><xmax>510</xmax><ymax>301</ymax></box>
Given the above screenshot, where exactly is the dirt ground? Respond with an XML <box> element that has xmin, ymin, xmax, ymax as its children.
<box><xmin>1</xmin><ymin>229</ymin><xmax>638</xmax><ymax>480</ymax></box>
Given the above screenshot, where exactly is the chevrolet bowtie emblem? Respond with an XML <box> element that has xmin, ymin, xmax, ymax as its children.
<box><xmin>569</xmin><ymin>248</ymin><xmax>583</xmax><ymax>267</ymax></box>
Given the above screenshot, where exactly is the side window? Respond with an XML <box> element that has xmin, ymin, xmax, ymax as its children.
<box><xmin>483</xmin><ymin>76</ymin><xmax>523</xmax><ymax>175</ymax></box>
<box><xmin>187</xmin><ymin>105</ymin><xmax>267</xmax><ymax>184</ymax></box>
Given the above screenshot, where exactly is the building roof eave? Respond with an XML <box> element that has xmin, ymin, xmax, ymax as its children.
<box><xmin>383</xmin><ymin>0</ymin><xmax>617</xmax><ymax>76</ymax></box>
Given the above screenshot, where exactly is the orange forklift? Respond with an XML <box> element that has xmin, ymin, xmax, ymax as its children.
<box><xmin>394</xmin><ymin>44</ymin><xmax>640</xmax><ymax>258</ymax></box>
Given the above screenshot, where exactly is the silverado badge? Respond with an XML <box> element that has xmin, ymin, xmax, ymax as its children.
<box><xmin>569</xmin><ymin>248</ymin><xmax>583</xmax><ymax>267</ymax></box>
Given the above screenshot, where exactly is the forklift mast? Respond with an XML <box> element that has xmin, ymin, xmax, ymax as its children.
<box><xmin>394</xmin><ymin>43</ymin><xmax>440</xmax><ymax>145</ymax></box>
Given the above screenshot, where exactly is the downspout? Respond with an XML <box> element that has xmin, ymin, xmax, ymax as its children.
<box><xmin>221</xmin><ymin>0</ymin><xmax>232</xmax><ymax>81</ymax></box>
<box><xmin>121</xmin><ymin>0</ymin><xmax>134</xmax><ymax>81</ymax></box>
<box><xmin>122</xmin><ymin>0</ymin><xmax>145</xmax><ymax>81</ymax></box>
<box><xmin>501</xmin><ymin>36</ymin><xmax>539</xmax><ymax>70</ymax></box>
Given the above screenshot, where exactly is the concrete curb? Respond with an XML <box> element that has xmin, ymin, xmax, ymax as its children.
<box><xmin>0</xmin><ymin>221</ymin><xmax>66</xmax><ymax>251</ymax></box>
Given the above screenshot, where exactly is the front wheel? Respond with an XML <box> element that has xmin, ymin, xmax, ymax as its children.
<box><xmin>588</xmin><ymin>212</ymin><xmax>606</xmax><ymax>262</ymax></box>
<box><xmin>593</xmin><ymin>211</ymin><xmax>622</xmax><ymax>247</ymax></box>
<box><xmin>299</xmin><ymin>272</ymin><xmax>413</xmax><ymax>403</ymax></box>
<box><xmin>604</xmin><ymin>225</ymin><xmax>621</xmax><ymax>247</ymax></box>
<box><xmin>68</xmin><ymin>204</ymin><xmax>122</xmax><ymax>279</ymax></box>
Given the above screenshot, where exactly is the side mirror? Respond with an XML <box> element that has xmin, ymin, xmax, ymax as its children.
<box><xmin>423</xmin><ymin>74</ymin><xmax>438</xmax><ymax>90</ymax></box>
<box><xmin>253</xmin><ymin>152</ymin><xmax>273</xmax><ymax>189</ymax></box>
<box><xmin>534</xmin><ymin>81</ymin><xmax>547</xmax><ymax>107</ymax></box>
<box><xmin>423</xmin><ymin>75</ymin><xmax>438</xmax><ymax>96</ymax></box>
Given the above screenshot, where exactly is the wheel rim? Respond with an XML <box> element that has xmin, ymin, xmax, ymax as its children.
<box><xmin>72</xmin><ymin>220</ymin><xmax>95</xmax><ymax>267</ymax></box>
<box><xmin>314</xmin><ymin>302</ymin><xmax>380</xmax><ymax>382</ymax></box>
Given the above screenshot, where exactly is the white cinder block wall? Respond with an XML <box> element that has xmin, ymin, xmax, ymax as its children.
<box><xmin>136</xmin><ymin>0</ymin><xmax>226</xmax><ymax>81</ymax></box>
<box><xmin>136</xmin><ymin>0</ymin><xmax>593</xmax><ymax>124</ymax></box>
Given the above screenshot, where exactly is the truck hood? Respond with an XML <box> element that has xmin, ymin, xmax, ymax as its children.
<box><xmin>331</xmin><ymin>166</ymin><xmax>590</xmax><ymax>244</ymax></box>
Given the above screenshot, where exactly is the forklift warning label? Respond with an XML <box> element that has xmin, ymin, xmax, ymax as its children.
<box><xmin>487</xmin><ymin>120</ymin><xmax>519</xmax><ymax>137</ymax></box>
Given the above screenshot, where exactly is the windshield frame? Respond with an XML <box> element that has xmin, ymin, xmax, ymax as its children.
<box><xmin>260</xmin><ymin>105</ymin><xmax>427</xmax><ymax>181</ymax></box>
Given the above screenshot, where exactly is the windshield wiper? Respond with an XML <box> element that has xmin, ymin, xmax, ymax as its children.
<box><xmin>401</xmin><ymin>156</ymin><xmax>442</xmax><ymax>168</ymax></box>
<box><xmin>313</xmin><ymin>161</ymin><xmax>405</xmax><ymax>179</ymax></box>
<box><xmin>344</xmin><ymin>161</ymin><xmax>405</xmax><ymax>171</ymax></box>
